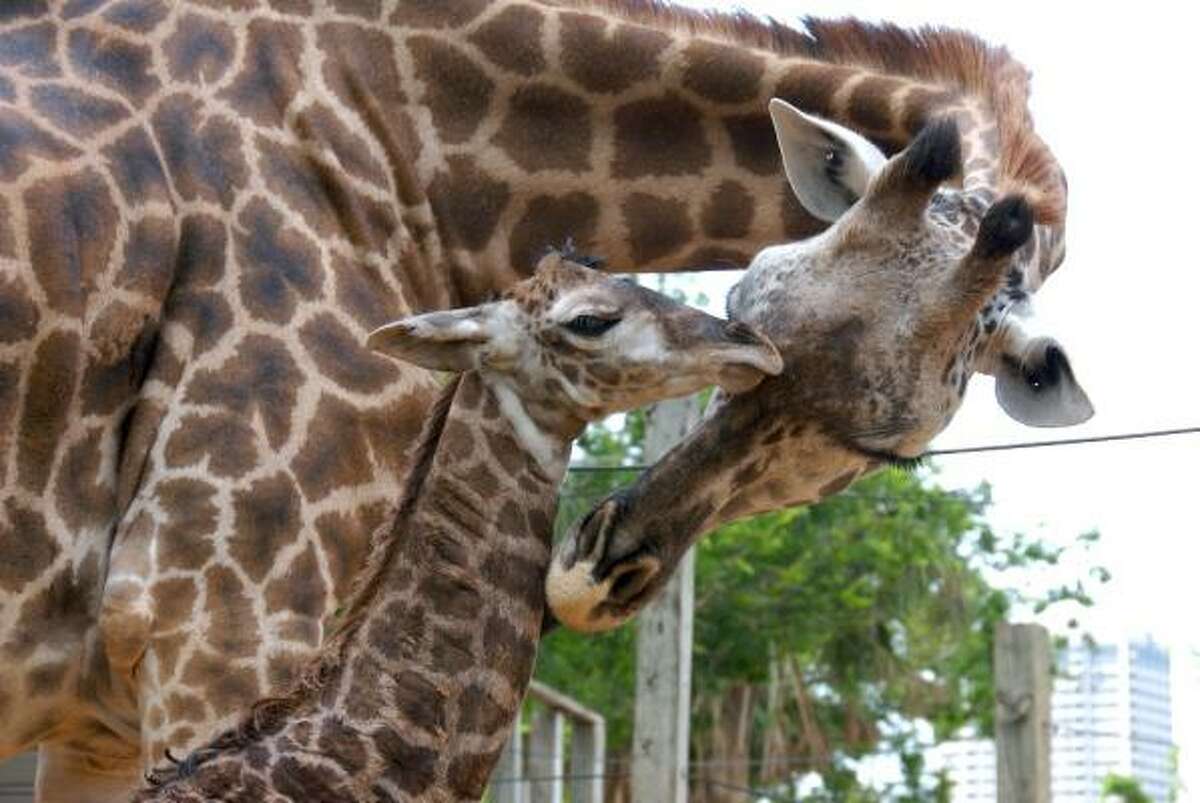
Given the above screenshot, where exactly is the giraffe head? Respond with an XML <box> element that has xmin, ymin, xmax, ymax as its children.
<box><xmin>547</xmin><ymin>100</ymin><xmax>1093</xmax><ymax>633</ymax></box>
<box><xmin>367</xmin><ymin>248</ymin><xmax>782</xmax><ymax>439</ymax></box>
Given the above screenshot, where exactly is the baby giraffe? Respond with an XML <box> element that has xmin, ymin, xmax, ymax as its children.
<box><xmin>134</xmin><ymin>249</ymin><xmax>781</xmax><ymax>802</ymax></box>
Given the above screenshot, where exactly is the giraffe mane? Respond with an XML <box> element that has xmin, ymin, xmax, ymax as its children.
<box><xmin>564</xmin><ymin>0</ymin><xmax>1065</xmax><ymax>224</ymax></box>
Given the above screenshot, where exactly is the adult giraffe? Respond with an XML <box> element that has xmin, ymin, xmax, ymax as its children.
<box><xmin>0</xmin><ymin>0</ymin><xmax>1088</xmax><ymax>800</ymax></box>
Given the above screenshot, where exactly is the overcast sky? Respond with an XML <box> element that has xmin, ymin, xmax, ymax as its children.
<box><xmin>663</xmin><ymin>0</ymin><xmax>1200</xmax><ymax>652</ymax></box>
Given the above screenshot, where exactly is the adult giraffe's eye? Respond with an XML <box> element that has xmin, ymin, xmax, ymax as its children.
<box><xmin>562</xmin><ymin>314</ymin><xmax>621</xmax><ymax>337</ymax></box>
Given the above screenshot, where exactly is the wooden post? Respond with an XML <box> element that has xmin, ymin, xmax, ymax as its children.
<box><xmin>529</xmin><ymin>706</ymin><xmax>564</xmax><ymax>803</ymax></box>
<box><xmin>570</xmin><ymin>716</ymin><xmax>605</xmax><ymax>803</ymax></box>
<box><xmin>995</xmin><ymin>622</ymin><xmax>1052</xmax><ymax>803</ymax></box>
<box><xmin>631</xmin><ymin>395</ymin><xmax>701</xmax><ymax>803</ymax></box>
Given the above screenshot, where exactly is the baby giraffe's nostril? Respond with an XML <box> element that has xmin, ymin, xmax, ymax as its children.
<box><xmin>606</xmin><ymin>556</ymin><xmax>659</xmax><ymax>607</ymax></box>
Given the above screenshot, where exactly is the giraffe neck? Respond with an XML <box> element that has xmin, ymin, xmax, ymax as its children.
<box><xmin>137</xmin><ymin>372</ymin><xmax>569</xmax><ymax>801</ymax></box>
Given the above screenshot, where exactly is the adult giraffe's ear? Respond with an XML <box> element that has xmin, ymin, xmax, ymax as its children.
<box><xmin>367</xmin><ymin>308</ymin><xmax>496</xmax><ymax>373</ymax></box>
<box><xmin>768</xmin><ymin>98</ymin><xmax>886</xmax><ymax>223</ymax></box>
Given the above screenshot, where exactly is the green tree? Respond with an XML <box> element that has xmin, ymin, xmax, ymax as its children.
<box><xmin>1101</xmin><ymin>774</ymin><xmax>1153</xmax><ymax>802</ymax></box>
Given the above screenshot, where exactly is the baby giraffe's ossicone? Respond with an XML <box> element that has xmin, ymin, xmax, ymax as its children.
<box><xmin>133</xmin><ymin>249</ymin><xmax>779</xmax><ymax>802</ymax></box>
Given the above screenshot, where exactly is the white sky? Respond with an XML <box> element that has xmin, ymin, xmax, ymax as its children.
<box><xmin>664</xmin><ymin>0</ymin><xmax>1200</xmax><ymax>655</ymax></box>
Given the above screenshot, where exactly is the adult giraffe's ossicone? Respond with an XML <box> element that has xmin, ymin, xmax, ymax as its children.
<box><xmin>547</xmin><ymin>70</ymin><xmax>1094</xmax><ymax>633</ymax></box>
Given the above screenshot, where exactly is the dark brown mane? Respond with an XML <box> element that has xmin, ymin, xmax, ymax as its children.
<box><xmin>563</xmin><ymin>0</ymin><xmax>1065</xmax><ymax>223</ymax></box>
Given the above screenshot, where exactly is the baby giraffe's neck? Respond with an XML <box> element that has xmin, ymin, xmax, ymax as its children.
<box><xmin>137</xmin><ymin>372</ymin><xmax>572</xmax><ymax>802</ymax></box>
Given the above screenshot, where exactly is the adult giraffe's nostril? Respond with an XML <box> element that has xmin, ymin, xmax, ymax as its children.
<box><xmin>604</xmin><ymin>555</ymin><xmax>661</xmax><ymax>607</ymax></box>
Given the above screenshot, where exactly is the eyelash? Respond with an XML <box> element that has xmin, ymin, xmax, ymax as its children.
<box><xmin>563</xmin><ymin>315</ymin><xmax>620</xmax><ymax>337</ymax></box>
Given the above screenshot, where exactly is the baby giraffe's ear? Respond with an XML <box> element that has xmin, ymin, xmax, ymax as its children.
<box><xmin>367</xmin><ymin>307</ymin><xmax>494</xmax><ymax>372</ymax></box>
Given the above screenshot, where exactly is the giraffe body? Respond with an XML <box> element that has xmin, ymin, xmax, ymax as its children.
<box><xmin>130</xmin><ymin>250</ymin><xmax>778</xmax><ymax>801</ymax></box>
<box><xmin>0</xmin><ymin>1</ymin><xmax>1087</xmax><ymax>797</ymax></box>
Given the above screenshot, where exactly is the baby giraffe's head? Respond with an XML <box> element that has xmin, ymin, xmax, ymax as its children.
<box><xmin>367</xmin><ymin>249</ymin><xmax>782</xmax><ymax>441</ymax></box>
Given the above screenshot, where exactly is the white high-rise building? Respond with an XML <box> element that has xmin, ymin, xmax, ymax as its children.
<box><xmin>931</xmin><ymin>635</ymin><xmax>1176</xmax><ymax>802</ymax></box>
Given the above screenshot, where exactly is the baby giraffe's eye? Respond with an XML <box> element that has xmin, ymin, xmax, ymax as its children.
<box><xmin>562</xmin><ymin>314</ymin><xmax>621</xmax><ymax>337</ymax></box>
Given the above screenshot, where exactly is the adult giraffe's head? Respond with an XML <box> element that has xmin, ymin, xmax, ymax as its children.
<box><xmin>547</xmin><ymin>99</ymin><xmax>1093</xmax><ymax>633</ymax></box>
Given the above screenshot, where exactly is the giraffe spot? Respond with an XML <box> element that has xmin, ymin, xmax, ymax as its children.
<box><xmin>775</xmin><ymin>63</ymin><xmax>860</xmax><ymax>121</ymax></box>
<box><xmin>781</xmin><ymin>181</ymin><xmax>826</xmax><ymax>240</ymax></box>
<box><xmin>469</xmin><ymin>4</ymin><xmax>545</xmax><ymax>76</ymax></box>
<box><xmin>314</xmin><ymin>504</ymin><xmax>382</xmax><ymax>600</ymax></box>
<box><xmin>367</xmin><ymin>599</ymin><xmax>421</xmax><ymax>661</ymax></box>
<box><xmin>264</xmin><ymin>542</ymin><xmax>324</xmax><ymax>618</ymax></box>
<box><xmin>849</xmin><ymin>76</ymin><xmax>907</xmax><ymax>135</ymax></box>
<box><xmin>4</xmin><ymin>555</ymin><xmax>99</xmax><ymax>660</ymax></box>
<box><xmin>387</xmin><ymin>0</ymin><xmax>487</xmax><ymax>28</ymax></box>
<box><xmin>294</xmin><ymin>102</ymin><xmax>388</xmax><ymax>188</ymax></box>
<box><xmin>480</xmin><ymin>550</ymin><xmax>545</xmax><ymax>614</ymax></box>
<box><xmin>164</xmin><ymin>412</ymin><xmax>259</xmax><ymax>478</ymax></box>
<box><xmin>622</xmin><ymin>193</ymin><xmax>692</xmax><ymax>263</ymax></box>
<box><xmin>407</xmin><ymin>35</ymin><xmax>493</xmax><ymax>145</ymax></box>
<box><xmin>103</xmin><ymin>0</ymin><xmax>169</xmax><ymax>32</ymax></box>
<box><xmin>613</xmin><ymin>93</ymin><xmax>712</xmax><ymax>179</ymax></box>
<box><xmin>67</xmin><ymin>28</ymin><xmax>158</xmax><ymax>104</ymax></box>
<box><xmin>167</xmin><ymin>288</ymin><xmax>232</xmax><ymax>358</ymax></box>
<box><xmin>684</xmin><ymin>245</ymin><xmax>750</xmax><ymax>269</ymax></box>
<box><xmin>234</xmin><ymin>198</ymin><xmax>322</xmax><ymax>324</ymax></box>
<box><xmin>419</xmin><ymin>572</ymin><xmax>482</xmax><ymax>621</ymax></box>
<box><xmin>54</xmin><ymin>428</ymin><xmax>113</xmax><ymax>531</ymax></box>
<box><xmin>485</xmin><ymin>429</ymin><xmax>532</xmax><ymax>477</ymax></box>
<box><xmin>317</xmin><ymin>22</ymin><xmax>406</xmax><ymax>121</ymax></box>
<box><xmin>102</xmin><ymin>126</ymin><xmax>170</xmax><ymax>206</ymax></box>
<box><xmin>374</xmin><ymin>728</ymin><xmax>437</xmax><ymax>794</ymax></box>
<box><xmin>218</xmin><ymin>19</ymin><xmax>303</xmax><ymax>128</ymax></box>
<box><xmin>0</xmin><ymin>362</ymin><xmax>18</xmax><ymax>470</ymax></box>
<box><xmin>493</xmin><ymin>83</ymin><xmax>592</xmax><ymax>173</ymax></box>
<box><xmin>458</xmin><ymin>683</ymin><xmax>512</xmax><ymax>741</ymax></box>
<box><xmin>0</xmin><ymin>1</ymin><xmax>49</xmax><ymax>23</ymax></box>
<box><xmin>163</xmin><ymin>11</ymin><xmax>235</xmax><ymax>84</ymax></box>
<box><xmin>682</xmin><ymin>40</ymin><xmax>766</xmax><ymax>104</ymax></box>
<box><xmin>391</xmin><ymin>670</ymin><xmax>447</xmax><ymax>735</ymax></box>
<box><xmin>702</xmin><ymin>180</ymin><xmax>754</xmax><ymax>240</ymax></box>
<box><xmin>203</xmin><ymin>565</ymin><xmax>260</xmax><ymax>657</ymax></box>
<box><xmin>175</xmin><ymin>213</ymin><xmax>227</xmax><ymax>288</ymax></box>
<box><xmin>0</xmin><ymin>22</ymin><xmax>61</xmax><ymax>80</ymax></box>
<box><xmin>151</xmin><ymin>576</ymin><xmax>198</xmax><ymax>632</ymax></box>
<box><xmin>431</xmin><ymin>628</ymin><xmax>475</xmax><ymax>674</ymax></box>
<box><xmin>116</xmin><ymin>215</ymin><xmax>176</xmax><ymax>301</ymax></box>
<box><xmin>157</xmin><ymin>478</ymin><xmax>219</xmax><ymax>570</ymax></box>
<box><xmin>527</xmin><ymin>506</ymin><xmax>551</xmax><ymax>536</ymax></box>
<box><xmin>508</xmin><ymin>193</ymin><xmax>599</xmax><ymax>274</ymax></box>
<box><xmin>722</xmin><ymin>113</ymin><xmax>778</xmax><ymax>176</ymax></box>
<box><xmin>257</xmin><ymin>136</ymin><xmax>396</xmax><ymax>253</ymax></box>
<box><xmin>153</xmin><ymin>94</ymin><xmax>247</xmax><ymax>207</ymax></box>
<box><xmin>30</xmin><ymin>84</ymin><xmax>126</xmax><ymax>137</ymax></box>
<box><xmin>26</xmin><ymin>662</ymin><xmax>69</xmax><ymax>697</ymax></box>
<box><xmin>268</xmin><ymin>0</ymin><xmax>312</xmax><ymax>13</ymax></box>
<box><xmin>902</xmin><ymin>87</ymin><xmax>958</xmax><ymax>136</ymax></box>
<box><xmin>293</xmin><ymin>394</ymin><xmax>374</xmax><ymax>500</ymax></box>
<box><xmin>0</xmin><ymin>274</ymin><xmax>39</xmax><ymax>343</ymax></box>
<box><xmin>329</xmin><ymin>0</ymin><xmax>379</xmax><ymax>18</ymax></box>
<box><xmin>319</xmin><ymin>717</ymin><xmax>368</xmax><ymax>775</ymax></box>
<box><xmin>164</xmin><ymin>691</ymin><xmax>206</xmax><ymax>724</ymax></box>
<box><xmin>277</xmin><ymin>617</ymin><xmax>320</xmax><ymax>647</ymax></box>
<box><xmin>331</xmin><ymin>253</ymin><xmax>404</xmax><ymax>331</ymax></box>
<box><xmin>18</xmin><ymin>330</ymin><xmax>80</xmax><ymax>493</ymax></box>
<box><xmin>462</xmin><ymin>461</ymin><xmax>500</xmax><ymax>498</ymax></box>
<box><xmin>62</xmin><ymin>0</ymin><xmax>105</xmax><ymax>17</ymax></box>
<box><xmin>482</xmin><ymin>612</ymin><xmax>536</xmax><ymax>688</ymax></box>
<box><xmin>819</xmin><ymin>470</ymin><xmax>859</xmax><ymax>498</ymax></box>
<box><xmin>427</xmin><ymin>155</ymin><xmax>511</xmax><ymax>253</ymax></box>
<box><xmin>230</xmin><ymin>473</ymin><xmax>303</xmax><ymax>583</ymax></box>
<box><xmin>180</xmin><ymin>649</ymin><xmax>260</xmax><ymax>716</ymax></box>
<box><xmin>0</xmin><ymin>499</ymin><xmax>60</xmax><ymax>593</ymax></box>
<box><xmin>186</xmin><ymin>334</ymin><xmax>302</xmax><ymax>449</ymax></box>
<box><xmin>448</xmin><ymin>750</ymin><xmax>501</xmax><ymax>799</ymax></box>
<box><xmin>560</xmin><ymin>12</ymin><xmax>669</xmax><ymax>93</ymax></box>
<box><xmin>25</xmin><ymin>169</ymin><xmax>118</xmax><ymax>314</ymax></box>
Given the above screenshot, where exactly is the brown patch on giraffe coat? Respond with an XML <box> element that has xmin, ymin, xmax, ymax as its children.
<box><xmin>30</xmin><ymin>84</ymin><xmax>126</xmax><ymax>137</ymax></box>
<box><xmin>458</xmin><ymin>682</ymin><xmax>511</xmax><ymax>739</ymax></box>
<box><xmin>294</xmin><ymin>102</ymin><xmax>388</xmax><ymax>189</ymax></box>
<box><xmin>0</xmin><ymin>197</ymin><xmax>13</xmax><ymax>258</ymax></box>
<box><xmin>164</xmin><ymin>691</ymin><xmax>206</xmax><ymax>724</ymax></box>
<box><xmin>480</xmin><ymin>550</ymin><xmax>545</xmax><ymax>614</ymax></box>
<box><xmin>27</xmin><ymin>662</ymin><xmax>69</xmax><ymax>696</ymax></box>
<box><xmin>25</xmin><ymin>169</ymin><xmax>118</xmax><ymax>314</ymax></box>
<box><xmin>388</xmin><ymin>0</ymin><xmax>487</xmax><ymax>28</ymax></box>
<box><xmin>682</xmin><ymin>40</ymin><xmax>765</xmax><ymax>104</ymax></box>
<box><xmin>427</xmin><ymin>155</ymin><xmax>511</xmax><ymax>253</ymax></box>
<box><xmin>449</xmin><ymin>750</ymin><xmax>500</xmax><ymax>798</ymax></box>
<box><xmin>54</xmin><ymin>428</ymin><xmax>112</xmax><ymax>531</ymax></box>
<box><xmin>103</xmin><ymin>127</ymin><xmax>170</xmax><ymax>205</ymax></box>
<box><xmin>117</xmin><ymin>215</ymin><xmax>176</xmax><ymax>301</ymax></box>
<box><xmin>203</xmin><ymin>565</ymin><xmax>260</xmax><ymax>658</ymax></box>
<box><xmin>293</xmin><ymin>394</ymin><xmax>374</xmax><ymax>500</ymax></box>
<box><xmin>319</xmin><ymin>717</ymin><xmax>368</xmax><ymax>775</ymax></box>
<box><xmin>613</xmin><ymin>93</ymin><xmax>712</xmax><ymax>179</ymax></box>
<box><xmin>230</xmin><ymin>473</ymin><xmax>303</xmax><ymax>583</ymax></box>
<box><xmin>153</xmin><ymin>94</ymin><xmax>248</xmax><ymax>207</ymax></box>
<box><xmin>420</xmin><ymin>571</ymin><xmax>482</xmax><ymax>621</ymax></box>
<box><xmin>67</xmin><ymin>28</ymin><xmax>158</xmax><ymax>104</ymax></box>
<box><xmin>481</xmin><ymin>612</ymin><xmax>536</xmax><ymax>687</ymax></box>
<box><xmin>819</xmin><ymin>470</ymin><xmax>859</xmax><ymax>498</ymax></box>
<box><xmin>469</xmin><ymin>4</ymin><xmax>546</xmax><ymax>76</ymax></box>
<box><xmin>0</xmin><ymin>362</ymin><xmax>18</xmax><ymax>470</ymax></box>
<box><xmin>722</xmin><ymin>113</ymin><xmax>779</xmax><ymax>176</ymax></box>
<box><xmin>560</xmin><ymin>12</ymin><xmax>669</xmax><ymax>93</ymax></box>
<box><xmin>164</xmin><ymin>12</ymin><xmax>235</xmax><ymax>85</ymax></box>
<box><xmin>368</xmin><ymin>598</ymin><xmax>421</xmax><ymax>661</ymax></box>
<box><xmin>0</xmin><ymin>274</ymin><xmax>39</xmax><ymax>343</ymax></box>
<box><xmin>508</xmin><ymin>192</ymin><xmax>599</xmax><ymax>273</ymax></box>
<box><xmin>374</xmin><ymin>727</ymin><xmax>437</xmax><ymax>794</ymax></box>
<box><xmin>314</xmin><ymin>506</ymin><xmax>380</xmax><ymax>600</ymax></box>
<box><xmin>775</xmin><ymin>63</ymin><xmax>860</xmax><ymax>121</ymax></box>
<box><xmin>219</xmin><ymin>19</ymin><xmax>303</xmax><ymax>128</ymax></box>
<box><xmin>164</xmin><ymin>412</ymin><xmax>259</xmax><ymax>478</ymax></box>
<box><xmin>623</xmin><ymin>192</ymin><xmax>692</xmax><ymax>262</ymax></box>
<box><xmin>0</xmin><ymin>21</ymin><xmax>60</xmax><ymax>81</ymax></box>
<box><xmin>103</xmin><ymin>0</ymin><xmax>170</xmax><ymax>33</ymax></box>
<box><xmin>391</xmin><ymin>670</ymin><xmax>447</xmax><ymax>735</ymax></box>
<box><xmin>407</xmin><ymin>35</ymin><xmax>493</xmax><ymax>145</ymax></box>
<box><xmin>186</xmin><ymin>334</ymin><xmax>303</xmax><ymax>449</ymax></box>
<box><xmin>269</xmin><ymin>0</ymin><xmax>312</xmax><ymax>13</ymax></box>
<box><xmin>848</xmin><ymin>76</ymin><xmax>907</xmax><ymax>134</ymax></box>
<box><xmin>18</xmin><ymin>330</ymin><xmax>80</xmax><ymax>493</ymax></box>
<box><xmin>431</xmin><ymin>627</ymin><xmax>475</xmax><ymax>674</ymax></box>
<box><xmin>151</xmin><ymin>577</ymin><xmax>199</xmax><ymax>632</ymax></box>
<box><xmin>902</xmin><ymin>87</ymin><xmax>958</xmax><ymax>135</ymax></box>
<box><xmin>0</xmin><ymin>499</ymin><xmax>60</xmax><ymax>593</ymax></box>
<box><xmin>4</xmin><ymin>555</ymin><xmax>99</xmax><ymax>660</ymax></box>
<box><xmin>685</xmin><ymin>245</ymin><xmax>751</xmax><ymax>269</ymax></box>
<box><xmin>154</xmin><ymin>477</ymin><xmax>218</xmax><ymax>570</ymax></box>
<box><xmin>264</xmin><ymin>542</ymin><xmax>324</xmax><ymax>618</ymax></box>
<box><xmin>317</xmin><ymin>22</ymin><xmax>406</xmax><ymax>122</ymax></box>
<box><xmin>330</xmin><ymin>0</ymin><xmax>379</xmax><ymax>18</ymax></box>
<box><xmin>235</xmin><ymin>199</ymin><xmax>322</xmax><ymax>324</ymax></box>
<box><xmin>180</xmin><ymin>650</ymin><xmax>261</xmax><ymax>716</ymax></box>
<box><xmin>176</xmin><ymin>213</ymin><xmax>226</xmax><ymax>286</ymax></box>
<box><xmin>331</xmin><ymin>253</ymin><xmax>404</xmax><ymax>330</ymax></box>
<box><xmin>702</xmin><ymin>180</ymin><xmax>754</xmax><ymax>240</ymax></box>
<box><xmin>257</xmin><ymin>135</ymin><xmax>397</xmax><ymax>253</ymax></box>
<box><xmin>493</xmin><ymin>83</ymin><xmax>592</xmax><ymax>173</ymax></box>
